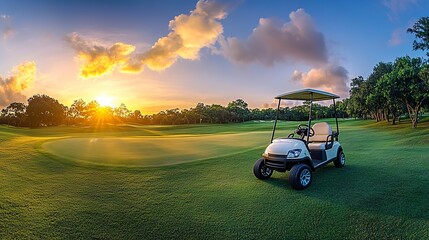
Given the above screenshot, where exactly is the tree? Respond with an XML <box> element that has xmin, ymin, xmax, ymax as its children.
<box><xmin>26</xmin><ymin>94</ymin><xmax>65</xmax><ymax>127</ymax></box>
<box><xmin>85</xmin><ymin>100</ymin><xmax>100</xmax><ymax>120</ymax></box>
<box><xmin>194</xmin><ymin>103</ymin><xmax>207</xmax><ymax>123</ymax></box>
<box><xmin>69</xmin><ymin>99</ymin><xmax>86</xmax><ymax>123</ymax></box>
<box><xmin>407</xmin><ymin>17</ymin><xmax>429</xmax><ymax>57</ymax></box>
<box><xmin>388</xmin><ymin>56</ymin><xmax>429</xmax><ymax>128</ymax></box>
<box><xmin>165</xmin><ymin>108</ymin><xmax>180</xmax><ymax>124</ymax></box>
<box><xmin>1</xmin><ymin>102</ymin><xmax>27</xmax><ymax>126</ymax></box>
<box><xmin>130</xmin><ymin>110</ymin><xmax>143</xmax><ymax>122</ymax></box>
<box><xmin>377</xmin><ymin>74</ymin><xmax>402</xmax><ymax>125</ymax></box>
<box><xmin>367</xmin><ymin>62</ymin><xmax>395</xmax><ymax>123</ymax></box>
<box><xmin>348</xmin><ymin>76</ymin><xmax>368</xmax><ymax>119</ymax></box>
<box><xmin>227</xmin><ymin>99</ymin><xmax>250</xmax><ymax>122</ymax></box>
<box><xmin>114</xmin><ymin>103</ymin><xmax>131</xmax><ymax>119</ymax></box>
<box><xmin>207</xmin><ymin>104</ymin><xmax>229</xmax><ymax>123</ymax></box>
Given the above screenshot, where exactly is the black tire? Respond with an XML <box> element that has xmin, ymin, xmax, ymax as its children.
<box><xmin>289</xmin><ymin>164</ymin><xmax>312</xmax><ymax>190</ymax></box>
<box><xmin>334</xmin><ymin>150</ymin><xmax>345</xmax><ymax>168</ymax></box>
<box><xmin>253</xmin><ymin>158</ymin><xmax>273</xmax><ymax>180</ymax></box>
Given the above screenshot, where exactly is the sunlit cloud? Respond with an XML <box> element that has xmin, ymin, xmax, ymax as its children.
<box><xmin>292</xmin><ymin>65</ymin><xmax>349</xmax><ymax>98</ymax></box>
<box><xmin>262</xmin><ymin>100</ymin><xmax>297</xmax><ymax>109</ymax></box>
<box><xmin>68</xmin><ymin>0</ymin><xmax>228</xmax><ymax>78</ymax></box>
<box><xmin>219</xmin><ymin>8</ymin><xmax>327</xmax><ymax>65</ymax></box>
<box><xmin>127</xmin><ymin>0</ymin><xmax>227</xmax><ymax>71</ymax></box>
<box><xmin>66</xmin><ymin>32</ymin><xmax>136</xmax><ymax>78</ymax></box>
<box><xmin>0</xmin><ymin>61</ymin><xmax>37</xmax><ymax>107</ymax></box>
<box><xmin>1</xmin><ymin>14</ymin><xmax>16</xmax><ymax>40</ymax></box>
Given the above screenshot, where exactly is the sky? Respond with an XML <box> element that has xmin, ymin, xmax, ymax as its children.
<box><xmin>0</xmin><ymin>0</ymin><xmax>428</xmax><ymax>114</ymax></box>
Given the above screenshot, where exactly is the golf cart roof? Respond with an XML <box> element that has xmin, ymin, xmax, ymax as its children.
<box><xmin>275</xmin><ymin>88</ymin><xmax>340</xmax><ymax>101</ymax></box>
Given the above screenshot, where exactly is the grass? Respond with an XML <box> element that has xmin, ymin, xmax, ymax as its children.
<box><xmin>0</xmin><ymin>119</ymin><xmax>428</xmax><ymax>239</ymax></box>
<box><xmin>40</xmin><ymin>132</ymin><xmax>269</xmax><ymax>167</ymax></box>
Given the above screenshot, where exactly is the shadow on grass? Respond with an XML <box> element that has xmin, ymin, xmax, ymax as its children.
<box><xmin>263</xmin><ymin>163</ymin><xmax>429</xmax><ymax>221</ymax></box>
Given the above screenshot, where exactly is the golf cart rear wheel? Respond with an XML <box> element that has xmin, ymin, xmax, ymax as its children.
<box><xmin>253</xmin><ymin>158</ymin><xmax>273</xmax><ymax>180</ymax></box>
<box><xmin>334</xmin><ymin>150</ymin><xmax>345</xmax><ymax>168</ymax></box>
<box><xmin>289</xmin><ymin>164</ymin><xmax>312</xmax><ymax>190</ymax></box>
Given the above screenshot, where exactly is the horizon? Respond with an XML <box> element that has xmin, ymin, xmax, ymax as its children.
<box><xmin>1</xmin><ymin>0</ymin><xmax>428</xmax><ymax>114</ymax></box>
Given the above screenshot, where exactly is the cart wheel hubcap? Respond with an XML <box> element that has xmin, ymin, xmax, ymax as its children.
<box><xmin>300</xmin><ymin>169</ymin><xmax>311</xmax><ymax>186</ymax></box>
<box><xmin>261</xmin><ymin>165</ymin><xmax>272</xmax><ymax>177</ymax></box>
<box><xmin>340</xmin><ymin>153</ymin><xmax>345</xmax><ymax>165</ymax></box>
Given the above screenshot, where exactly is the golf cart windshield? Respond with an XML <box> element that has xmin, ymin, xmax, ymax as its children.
<box><xmin>275</xmin><ymin>89</ymin><xmax>340</xmax><ymax>101</ymax></box>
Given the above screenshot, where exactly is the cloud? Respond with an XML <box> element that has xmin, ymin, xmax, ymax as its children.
<box><xmin>0</xmin><ymin>61</ymin><xmax>37</xmax><ymax>107</ymax></box>
<box><xmin>389</xmin><ymin>28</ymin><xmax>403</xmax><ymax>46</ymax></box>
<box><xmin>262</xmin><ymin>100</ymin><xmax>297</xmax><ymax>109</ymax></box>
<box><xmin>219</xmin><ymin>8</ymin><xmax>327</xmax><ymax>65</ymax></box>
<box><xmin>218</xmin><ymin>8</ymin><xmax>349</xmax><ymax>97</ymax></box>
<box><xmin>66</xmin><ymin>32</ymin><xmax>136</xmax><ymax>78</ymax></box>
<box><xmin>128</xmin><ymin>0</ymin><xmax>227</xmax><ymax>71</ymax></box>
<box><xmin>382</xmin><ymin>0</ymin><xmax>418</xmax><ymax>13</ymax></box>
<box><xmin>1</xmin><ymin>14</ymin><xmax>16</xmax><ymax>40</ymax></box>
<box><xmin>68</xmin><ymin>0</ymin><xmax>228</xmax><ymax>78</ymax></box>
<box><xmin>292</xmin><ymin>65</ymin><xmax>349</xmax><ymax>97</ymax></box>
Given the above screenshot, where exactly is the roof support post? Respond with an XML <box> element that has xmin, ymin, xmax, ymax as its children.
<box><xmin>333</xmin><ymin>99</ymin><xmax>339</xmax><ymax>141</ymax></box>
<box><xmin>270</xmin><ymin>98</ymin><xmax>281</xmax><ymax>143</ymax></box>
<box><xmin>306</xmin><ymin>93</ymin><xmax>313</xmax><ymax>143</ymax></box>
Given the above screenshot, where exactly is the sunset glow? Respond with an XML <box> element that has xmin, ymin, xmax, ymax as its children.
<box><xmin>95</xmin><ymin>95</ymin><xmax>115</xmax><ymax>107</ymax></box>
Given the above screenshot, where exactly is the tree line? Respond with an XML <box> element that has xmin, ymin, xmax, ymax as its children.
<box><xmin>0</xmin><ymin>95</ymin><xmax>346</xmax><ymax>127</ymax></box>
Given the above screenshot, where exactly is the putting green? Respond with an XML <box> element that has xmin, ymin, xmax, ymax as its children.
<box><xmin>40</xmin><ymin>132</ymin><xmax>269</xmax><ymax>167</ymax></box>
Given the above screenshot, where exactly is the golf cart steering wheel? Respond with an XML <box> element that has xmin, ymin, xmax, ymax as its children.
<box><xmin>295</xmin><ymin>124</ymin><xmax>315</xmax><ymax>138</ymax></box>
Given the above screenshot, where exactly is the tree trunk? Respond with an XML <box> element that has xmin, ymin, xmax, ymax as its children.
<box><xmin>405</xmin><ymin>99</ymin><xmax>423</xmax><ymax>128</ymax></box>
<box><xmin>385</xmin><ymin>109</ymin><xmax>390</xmax><ymax>123</ymax></box>
<box><xmin>412</xmin><ymin>118</ymin><xmax>418</xmax><ymax>128</ymax></box>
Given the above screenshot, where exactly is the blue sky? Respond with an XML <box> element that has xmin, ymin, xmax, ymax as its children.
<box><xmin>0</xmin><ymin>0</ymin><xmax>428</xmax><ymax>113</ymax></box>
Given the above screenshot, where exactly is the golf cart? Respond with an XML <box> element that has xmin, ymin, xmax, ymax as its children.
<box><xmin>253</xmin><ymin>89</ymin><xmax>345</xmax><ymax>190</ymax></box>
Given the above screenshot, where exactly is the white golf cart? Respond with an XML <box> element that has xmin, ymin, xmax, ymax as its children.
<box><xmin>253</xmin><ymin>89</ymin><xmax>345</xmax><ymax>190</ymax></box>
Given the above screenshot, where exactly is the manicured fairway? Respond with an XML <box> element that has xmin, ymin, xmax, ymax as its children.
<box><xmin>40</xmin><ymin>132</ymin><xmax>268</xmax><ymax>167</ymax></box>
<box><xmin>0</xmin><ymin>119</ymin><xmax>428</xmax><ymax>239</ymax></box>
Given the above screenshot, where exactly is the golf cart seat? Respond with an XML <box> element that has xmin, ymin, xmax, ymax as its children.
<box><xmin>308</xmin><ymin>122</ymin><xmax>332</xmax><ymax>150</ymax></box>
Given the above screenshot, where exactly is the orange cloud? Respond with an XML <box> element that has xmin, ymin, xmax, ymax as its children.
<box><xmin>0</xmin><ymin>61</ymin><xmax>36</xmax><ymax>106</ymax></box>
<box><xmin>262</xmin><ymin>100</ymin><xmax>296</xmax><ymax>109</ymax></box>
<box><xmin>130</xmin><ymin>0</ymin><xmax>227</xmax><ymax>71</ymax></box>
<box><xmin>66</xmin><ymin>32</ymin><xmax>136</xmax><ymax>78</ymax></box>
<box><xmin>68</xmin><ymin>0</ymin><xmax>227</xmax><ymax>77</ymax></box>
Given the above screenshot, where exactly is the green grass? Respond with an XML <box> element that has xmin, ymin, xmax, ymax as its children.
<box><xmin>0</xmin><ymin>119</ymin><xmax>429</xmax><ymax>239</ymax></box>
<box><xmin>40</xmin><ymin>132</ymin><xmax>269</xmax><ymax>167</ymax></box>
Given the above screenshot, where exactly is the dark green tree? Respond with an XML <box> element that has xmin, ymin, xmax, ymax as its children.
<box><xmin>407</xmin><ymin>17</ymin><xmax>429</xmax><ymax>56</ymax></box>
<box><xmin>377</xmin><ymin>74</ymin><xmax>402</xmax><ymax>125</ymax></box>
<box><xmin>388</xmin><ymin>56</ymin><xmax>429</xmax><ymax>128</ymax></box>
<box><xmin>227</xmin><ymin>99</ymin><xmax>250</xmax><ymax>122</ymax></box>
<box><xmin>348</xmin><ymin>76</ymin><xmax>367</xmax><ymax>118</ymax></box>
<box><xmin>26</xmin><ymin>94</ymin><xmax>65</xmax><ymax>127</ymax></box>
<box><xmin>1</xmin><ymin>102</ymin><xmax>27</xmax><ymax>126</ymax></box>
<box><xmin>367</xmin><ymin>62</ymin><xmax>394</xmax><ymax>122</ymax></box>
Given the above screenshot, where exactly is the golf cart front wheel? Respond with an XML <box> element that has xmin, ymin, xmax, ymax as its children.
<box><xmin>334</xmin><ymin>150</ymin><xmax>345</xmax><ymax>168</ymax></box>
<box><xmin>253</xmin><ymin>158</ymin><xmax>273</xmax><ymax>180</ymax></box>
<box><xmin>289</xmin><ymin>164</ymin><xmax>312</xmax><ymax>190</ymax></box>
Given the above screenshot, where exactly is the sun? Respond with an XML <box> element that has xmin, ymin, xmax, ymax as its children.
<box><xmin>95</xmin><ymin>95</ymin><xmax>115</xmax><ymax>107</ymax></box>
